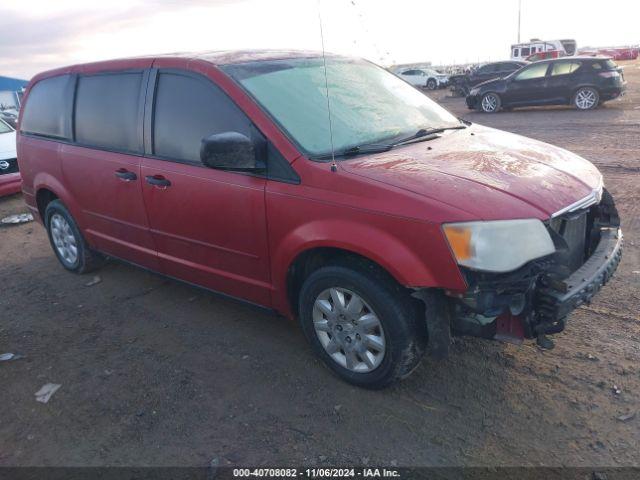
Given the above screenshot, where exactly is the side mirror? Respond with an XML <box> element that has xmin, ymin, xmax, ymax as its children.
<box><xmin>200</xmin><ymin>132</ymin><xmax>257</xmax><ymax>170</ymax></box>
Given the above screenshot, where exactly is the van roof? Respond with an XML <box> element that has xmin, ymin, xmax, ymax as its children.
<box><xmin>29</xmin><ymin>49</ymin><xmax>341</xmax><ymax>83</ymax></box>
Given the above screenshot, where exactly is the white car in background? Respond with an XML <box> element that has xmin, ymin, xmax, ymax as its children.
<box><xmin>398</xmin><ymin>68</ymin><xmax>449</xmax><ymax>90</ymax></box>
<box><xmin>0</xmin><ymin>118</ymin><xmax>20</xmax><ymax>197</ymax></box>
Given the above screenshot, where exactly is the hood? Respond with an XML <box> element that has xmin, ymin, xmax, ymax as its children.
<box><xmin>473</xmin><ymin>77</ymin><xmax>506</xmax><ymax>90</ymax></box>
<box><xmin>339</xmin><ymin>125</ymin><xmax>602</xmax><ymax>221</ymax></box>
<box><xmin>0</xmin><ymin>130</ymin><xmax>16</xmax><ymax>159</ymax></box>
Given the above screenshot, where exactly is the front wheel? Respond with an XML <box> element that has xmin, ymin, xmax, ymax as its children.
<box><xmin>478</xmin><ymin>92</ymin><xmax>501</xmax><ymax>113</ymax></box>
<box><xmin>426</xmin><ymin>78</ymin><xmax>438</xmax><ymax>90</ymax></box>
<box><xmin>573</xmin><ymin>87</ymin><xmax>599</xmax><ymax>110</ymax></box>
<box><xmin>298</xmin><ymin>265</ymin><xmax>426</xmax><ymax>389</ymax></box>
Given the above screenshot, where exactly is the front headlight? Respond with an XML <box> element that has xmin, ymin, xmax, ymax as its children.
<box><xmin>443</xmin><ymin>219</ymin><xmax>555</xmax><ymax>273</ymax></box>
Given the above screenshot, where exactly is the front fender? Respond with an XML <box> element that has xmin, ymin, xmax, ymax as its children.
<box><xmin>270</xmin><ymin>217</ymin><xmax>467</xmax><ymax>317</ymax></box>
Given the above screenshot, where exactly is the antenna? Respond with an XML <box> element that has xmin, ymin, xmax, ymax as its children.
<box><xmin>317</xmin><ymin>0</ymin><xmax>337</xmax><ymax>171</ymax></box>
<box><xmin>517</xmin><ymin>0</ymin><xmax>522</xmax><ymax>43</ymax></box>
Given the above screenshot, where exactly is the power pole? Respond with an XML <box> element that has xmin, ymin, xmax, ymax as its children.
<box><xmin>517</xmin><ymin>0</ymin><xmax>522</xmax><ymax>43</ymax></box>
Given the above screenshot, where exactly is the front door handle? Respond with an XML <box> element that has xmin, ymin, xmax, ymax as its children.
<box><xmin>115</xmin><ymin>169</ymin><xmax>137</xmax><ymax>181</ymax></box>
<box><xmin>145</xmin><ymin>175</ymin><xmax>171</xmax><ymax>188</ymax></box>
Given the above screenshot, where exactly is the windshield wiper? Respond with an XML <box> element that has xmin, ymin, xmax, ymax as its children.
<box><xmin>312</xmin><ymin>143</ymin><xmax>393</xmax><ymax>160</ymax></box>
<box><xmin>311</xmin><ymin>124</ymin><xmax>467</xmax><ymax>160</ymax></box>
<box><xmin>392</xmin><ymin>125</ymin><xmax>467</xmax><ymax>147</ymax></box>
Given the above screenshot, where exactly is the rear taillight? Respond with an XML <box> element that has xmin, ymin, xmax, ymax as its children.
<box><xmin>599</xmin><ymin>71</ymin><xmax>620</xmax><ymax>78</ymax></box>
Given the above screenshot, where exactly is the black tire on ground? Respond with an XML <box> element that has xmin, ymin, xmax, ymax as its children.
<box><xmin>426</xmin><ymin>78</ymin><xmax>438</xmax><ymax>90</ymax></box>
<box><xmin>478</xmin><ymin>92</ymin><xmax>502</xmax><ymax>113</ymax></box>
<box><xmin>298</xmin><ymin>264</ymin><xmax>427</xmax><ymax>389</ymax></box>
<box><xmin>44</xmin><ymin>199</ymin><xmax>105</xmax><ymax>274</ymax></box>
<box><xmin>573</xmin><ymin>87</ymin><xmax>600</xmax><ymax>110</ymax></box>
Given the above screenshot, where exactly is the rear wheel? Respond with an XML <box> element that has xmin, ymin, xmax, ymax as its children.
<box><xmin>426</xmin><ymin>78</ymin><xmax>438</xmax><ymax>90</ymax></box>
<box><xmin>479</xmin><ymin>92</ymin><xmax>501</xmax><ymax>113</ymax></box>
<box><xmin>45</xmin><ymin>200</ymin><xmax>104</xmax><ymax>273</ymax></box>
<box><xmin>298</xmin><ymin>264</ymin><xmax>426</xmax><ymax>389</ymax></box>
<box><xmin>573</xmin><ymin>87</ymin><xmax>599</xmax><ymax>110</ymax></box>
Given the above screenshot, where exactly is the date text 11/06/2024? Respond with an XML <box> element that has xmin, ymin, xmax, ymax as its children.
<box><xmin>232</xmin><ymin>468</ymin><xmax>401</xmax><ymax>478</ymax></box>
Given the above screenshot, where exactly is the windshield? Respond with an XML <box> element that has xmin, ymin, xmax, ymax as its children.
<box><xmin>0</xmin><ymin>119</ymin><xmax>13</xmax><ymax>134</ymax></box>
<box><xmin>223</xmin><ymin>57</ymin><xmax>459</xmax><ymax>158</ymax></box>
<box><xmin>0</xmin><ymin>91</ymin><xmax>19</xmax><ymax>111</ymax></box>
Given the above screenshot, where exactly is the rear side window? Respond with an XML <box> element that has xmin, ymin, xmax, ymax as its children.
<box><xmin>550</xmin><ymin>62</ymin><xmax>581</xmax><ymax>76</ymax></box>
<box><xmin>74</xmin><ymin>72</ymin><xmax>143</xmax><ymax>153</ymax></box>
<box><xmin>152</xmin><ymin>72</ymin><xmax>254</xmax><ymax>164</ymax></box>
<box><xmin>21</xmin><ymin>75</ymin><xmax>72</xmax><ymax>139</ymax></box>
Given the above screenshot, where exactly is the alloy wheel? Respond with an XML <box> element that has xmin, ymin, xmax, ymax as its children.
<box><xmin>481</xmin><ymin>93</ymin><xmax>499</xmax><ymax>112</ymax></box>
<box><xmin>575</xmin><ymin>88</ymin><xmax>597</xmax><ymax>110</ymax></box>
<box><xmin>50</xmin><ymin>213</ymin><xmax>78</xmax><ymax>265</ymax></box>
<box><xmin>312</xmin><ymin>287</ymin><xmax>386</xmax><ymax>373</ymax></box>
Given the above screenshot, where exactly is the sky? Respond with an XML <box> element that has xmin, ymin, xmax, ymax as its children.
<box><xmin>1</xmin><ymin>0</ymin><xmax>638</xmax><ymax>80</ymax></box>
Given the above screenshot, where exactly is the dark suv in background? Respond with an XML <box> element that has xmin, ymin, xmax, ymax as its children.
<box><xmin>449</xmin><ymin>61</ymin><xmax>527</xmax><ymax>96</ymax></box>
<box><xmin>467</xmin><ymin>57</ymin><xmax>626</xmax><ymax>113</ymax></box>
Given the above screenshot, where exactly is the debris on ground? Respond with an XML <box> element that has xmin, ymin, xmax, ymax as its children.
<box><xmin>612</xmin><ymin>385</ymin><xmax>622</xmax><ymax>395</ymax></box>
<box><xmin>1</xmin><ymin>213</ymin><xmax>34</xmax><ymax>226</ymax></box>
<box><xmin>0</xmin><ymin>353</ymin><xmax>25</xmax><ymax>362</ymax></box>
<box><xmin>85</xmin><ymin>276</ymin><xmax>102</xmax><ymax>287</ymax></box>
<box><xmin>35</xmin><ymin>383</ymin><xmax>62</xmax><ymax>404</ymax></box>
<box><xmin>616</xmin><ymin>412</ymin><xmax>636</xmax><ymax>422</ymax></box>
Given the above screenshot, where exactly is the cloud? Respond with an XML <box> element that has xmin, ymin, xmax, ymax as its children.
<box><xmin>0</xmin><ymin>0</ymin><xmax>248</xmax><ymax>79</ymax></box>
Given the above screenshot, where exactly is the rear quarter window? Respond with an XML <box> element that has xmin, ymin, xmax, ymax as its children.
<box><xmin>74</xmin><ymin>72</ymin><xmax>143</xmax><ymax>153</ymax></box>
<box><xmin>20</xmin><ymin>75</ymin><xmax>73</xmax><ymax>139</ymax></box>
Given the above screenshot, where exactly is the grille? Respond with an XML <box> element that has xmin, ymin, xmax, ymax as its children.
<box><xmin>549</xmin><ymin>211</ymin><xmax>588</xmax><ymax>271</ymax></box>
<box><xmin>0</xmin><ymin>157</ymin><xmax>19</xmax><ymax>175</ymax></box>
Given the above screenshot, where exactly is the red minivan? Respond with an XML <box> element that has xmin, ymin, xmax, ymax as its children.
<box><xmin>17</xmin><ymin>51</ymin><xmax>622</xmax><ymax>388</ymax></box>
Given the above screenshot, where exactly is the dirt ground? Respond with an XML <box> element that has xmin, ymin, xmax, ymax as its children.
<box><xmin>1</xmin><ymin>60</ymin><xmax>639</xmax><ymax>469</ymax></box>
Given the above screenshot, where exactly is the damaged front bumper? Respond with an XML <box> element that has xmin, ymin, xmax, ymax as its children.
<box><xmin>534</xmin><ymin>227</ymin><xmax>622</xmax><ymax>335</ymax></box>
<box><xmin>429</xmin><ymin>190</ymin><xmax>623</xmax><ymax>352</ymax></box>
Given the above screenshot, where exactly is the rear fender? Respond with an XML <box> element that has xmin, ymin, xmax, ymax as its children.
<box><xmin>33</xmin><ymin>172</ymin><xmax>83</xmax><ymax>228</ymax></box>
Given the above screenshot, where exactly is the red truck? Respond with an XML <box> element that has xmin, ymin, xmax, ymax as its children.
<box><xmin>17</xmin><ymin>51</ymin><xmax>622</xmax><ymax>388</ymax></box>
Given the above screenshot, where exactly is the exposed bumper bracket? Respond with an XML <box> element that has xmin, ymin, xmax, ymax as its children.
<box><xmin>411</xmin><ymin>290</ymin><xmax>451</xmax><ymax>359</ymax></box>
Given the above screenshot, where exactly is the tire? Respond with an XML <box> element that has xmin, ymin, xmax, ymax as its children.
<box><xmin>478</xmin><ymin>92</ymin><xmax>501</xmax><ymax>113</ymax></box>
<box><xmin>426</xmin><ymin>78</ymin><xmax>438</xmax><ymax>90</ymax></box>
<box><xmin>44</xmin><ymin>199</ymin><xmax>104</xmax><ymax>274</ymax></box>
<box><xmin>298</xmin><ymin>264</ymin><xmax>426</xmax><ymax>389</ymax></box>
<box><xmin>573</xmin><ymin>87</ymin><xmax>599</xmax><ymax>110</ymax></box>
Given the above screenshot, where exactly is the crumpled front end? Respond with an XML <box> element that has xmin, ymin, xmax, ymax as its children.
<box><xmin>445</xmin><ymin>189</ymin><xmax>622</xmax><ymax>348</ymax></box>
